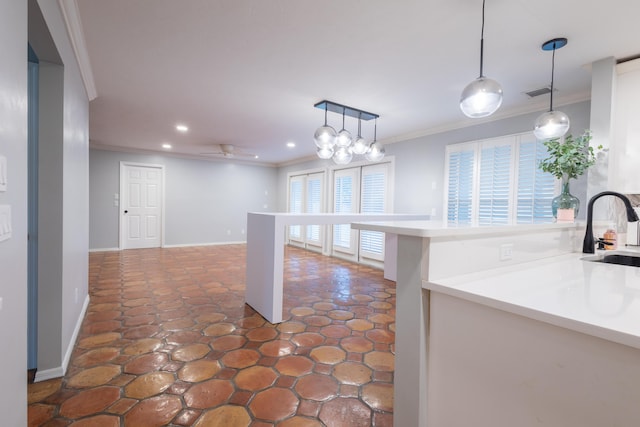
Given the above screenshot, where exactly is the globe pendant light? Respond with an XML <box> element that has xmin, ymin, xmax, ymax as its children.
<box><xmin>317</xmin><ymin>146</ymin><xmax>334</xmax><ymax>159</ymax></box>
<box><xmin>460</xmin><ymin>0</ymin><xmax>503</xmax><ymax>118</ymax></box>
<box><xmin>533</xmin><ymin>38</ymin><xmax>570</xmax><ymax>140</ymax></box>
<box><xmin>335</xmin><ymin>107</ymin><xmax>353</xmax><ymax>148</ymax></box>
<box><xmin>352</xmin><ymin>113</ymin><xmax>369</xmax><ymax>155</ymax></box>
<box><xmin>365</xmin><ymin>118</ymin><xmax>385</xmax><ymax>162</ymax></box>
<box><xmin>314</xmin><ymin>103</ymin><xmax>337</xmax><ymax>151</ymax></box>
<box><xmin>333</xmin><ymin>146</ymin><xmax>353</xmax><ymax>165</ymax></box>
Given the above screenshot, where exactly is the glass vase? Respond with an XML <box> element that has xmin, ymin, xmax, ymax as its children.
<box><xmin>552</xmin><ymin>177</ymin><xmax>580</xmax><ymax>221</ymax></box>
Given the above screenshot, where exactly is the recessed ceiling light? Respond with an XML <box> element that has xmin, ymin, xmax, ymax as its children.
<box><xmin>254</xmin><ymin>155</ymin><xmax>259</xmax><ymax>159</ymax></box>
<box><xmin>162</xmin><ymin>143</ymin><xmax>172</xmax><ymax>149</ymax></box>
<box><xmin>176</xmin><ymin>124</ymin><xmax>188</xmax><ymax>132</ymax></box>
<box><xmin>287</xmin><ymin>142</ymin><xmax>296</xmax><ymax>148</ymax></box>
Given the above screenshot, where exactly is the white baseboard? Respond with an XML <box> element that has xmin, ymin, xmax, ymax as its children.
<box><xmin>90</xmin><ymin>242</ymin><xmax>247</xmax><ymax>252</ymax></box>
<box><xmin>34</xmin><ymin>294</ymin><xmax>90</xmax><ymax>383</ymax></box>
<box><xmin>162</xmin><ymin>241</ymin><xmax>246</xmax><ymax>248</ymax></box>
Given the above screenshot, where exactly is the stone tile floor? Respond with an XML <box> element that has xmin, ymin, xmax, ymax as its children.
<box><xmin>28</xmin><ymin>245</ymin><xmax>395</xmax><ymax>426</ymax></box>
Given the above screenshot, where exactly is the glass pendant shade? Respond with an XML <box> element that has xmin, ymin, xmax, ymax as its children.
<box><xmin>317</xmin><ymin>146</ymin><xmax>334</xmax><ymax>160</ymax></box>
<box><xmin>460</xmin><ymin>76</ymin><xmax>503</xmax><ymax>118</ymax></box>
<box><xmin>365</xmin><ymin>141</ymin><xmax>385</xmax><ymax>161</ymax></box>
<box><xmin>314</xmin><ymin>125</ymin><xmax>337</xmax><ymax>149</ymax></box>
<box><xmin>336</xmin><ymin>129</ymin><xmax>353</xmax><ymax>148</ymax></box>
<box><xmin>332</xmin><ymin>146</ymin><xmax>353</xmax><ymax>165</ymax></box>
<box><xmin>533</xmin><ymin>110</ymin><xmax>570</xmax><ymax>140</ymax></box>
<box><xmin>352</xmin><ymin>136</ymin><xmax>369</xmax><ymax>155</ymax></box>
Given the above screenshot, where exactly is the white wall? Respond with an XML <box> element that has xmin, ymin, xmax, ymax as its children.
<box><xmin>278</xmin><ymin>101</ymin><xmax>592</xmax><ymax>219</ymax></box>
<box><xmin>89</xmin><ymin>150</ymin><xmax>279</xmax><ymax>250</ymax></box>
<box><xmin>0</xmin><ymin>1</ymin><xmax>28</xmax><ymax>424</ymax></box>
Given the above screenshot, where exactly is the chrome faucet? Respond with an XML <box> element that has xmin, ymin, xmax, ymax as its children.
<box><xmin>582</xmin><ymin>191</ymin><xmax>640</xmax><ymax>253</ymax></box>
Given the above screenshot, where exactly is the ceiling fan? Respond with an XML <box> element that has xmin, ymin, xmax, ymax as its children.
<box><xmin>199</xmin><ymin>144</ymin><xmax>257</xmax><ymax>159</ymax></box>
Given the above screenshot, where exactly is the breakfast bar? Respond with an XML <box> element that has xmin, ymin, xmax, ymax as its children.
<box><xmin>350</xmin><ymin>220</ymin><xmax>640</xmax><ymax>427</ymax></box>
<box><xmin>245</xmin><ymin>212</ymin><xmax>428</xmax><ymax>323</ymax></box>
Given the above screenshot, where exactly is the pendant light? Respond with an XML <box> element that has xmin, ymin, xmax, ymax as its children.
<box><xmin>460</xmin><ymin>0</ymin><xmax>503</xmax><ymax>118</ymax></box>
<box><xmin>335</xmin><ymin>107</ymin><xmax>353</xmax><ymax>148</ymax></box>
<box><xmin>313</xmin><ymin>100</ymin><xmax>380</xmax><ymax>164</ymax></box>
<box><xmin>365</xmin><ymin>118</ymin><xmax>385</xmax><ymax>162</ymax></box>
<box><xmin>352</xmin><ymin>113</ymin><xmax>369</xmax><ymax>155</ymax></box>
<box><xmin>314</xmin><ymin>103</ymin><xmax>337</xmax><ymax>151</ymax></box>
<box><xmin>533</xmin><ymin>38</ymin><xmax>570</xmax><ymax>140</ymax></box>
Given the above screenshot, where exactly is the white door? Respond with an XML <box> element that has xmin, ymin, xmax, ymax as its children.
<box><xmin>120</xmin><ymin>162</ymin><xmax>164</xmax><ymax>249</ymax></box>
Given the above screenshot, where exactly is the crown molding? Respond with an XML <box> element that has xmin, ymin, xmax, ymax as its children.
<box><xmin>58</xmin><ymin>0</ymin><xmax>97</xmax><ymax>100</ymax></box>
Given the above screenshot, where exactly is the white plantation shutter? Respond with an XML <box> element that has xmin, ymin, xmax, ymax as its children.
<box><xmin>306</xmin><ymin>173</ymin><xmax>323</xmax><ymax>244</ymax></box>
<box><xmin>333</xmin><ymin>169</ymin><xmax>357</xmax><ymax>251</ymax></box>
<box><xmin>360</xmin><ymin>164</ymin><xmax>387</xmax><ymax>259</ymax></box>
<box><xmin>445</xmin><ymin>132</ymin><xmax>555</xmax><ymax>225</ymax></box>
<box><xmin>478</xmin><ymin>141</ymin><xmax>512</xmax><ymax>225</ymax></box>
<box><xmin>517</xmin><ymin>137</ymin><xmax>555</xmax><ymax>223</ymax></box>
<box><xmin>288</xmin><ymin>176</ymin><xmax>303</xmax><ymax>241</ymax></box>
<box><xmin>446</xmin><ymin>146</ymin><xmax>475</xmax><ymax>225</ymax></box>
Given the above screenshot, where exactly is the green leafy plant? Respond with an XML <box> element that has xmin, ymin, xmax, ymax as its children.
<box><xmin>538</xmin><ymin>130</ymin><xmax>601</xmax><ymax>180</ymax></box>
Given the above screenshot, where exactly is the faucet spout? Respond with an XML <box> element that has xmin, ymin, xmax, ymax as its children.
<box><xmin>582</xmin><ymin>191</ymin><xmax>640</xmax><ymax>253</ymax></box>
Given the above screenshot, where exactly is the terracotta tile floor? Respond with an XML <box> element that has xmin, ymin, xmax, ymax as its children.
<box><xmin>28</xmin><ymin>245</ymin><xmax>396</xmax><ymax>426</ymax></box>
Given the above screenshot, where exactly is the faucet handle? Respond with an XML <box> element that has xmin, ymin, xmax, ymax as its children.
<box><xmin>596</xmin><ymin>238</ymin><xmax>614</xmax><ymax>250</ymax></box>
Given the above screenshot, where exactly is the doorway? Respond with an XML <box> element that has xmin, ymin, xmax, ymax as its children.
<box><xmin>119</xmin><ymin>162</ymin><xmax>165</xmax><ymax>249</ymax></box>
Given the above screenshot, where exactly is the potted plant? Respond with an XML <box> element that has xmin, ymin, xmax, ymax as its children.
<box><xmin>538</xmin><ymin>130</ymin><xmax>600</xmax><ymax>221</ymax></box>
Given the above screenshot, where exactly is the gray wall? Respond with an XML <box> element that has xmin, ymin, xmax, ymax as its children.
<box><xmin>90</xmin><ymin>150</ymin><xmax>279</xmax><ymax>250</ymax></box>
<box><xmin>35</xmin><ymin>0</ymin><xmax>91</xmax><ymax>379</ymax></box>
<box><xmin>277</xmin><ymin>100</ymin><xmax>592</xmax><ymax>220</ymax></box>
<box><xmin>0</xmin><ymin>1</ymin><xmax>28</xmax><ymax>423</ymax></box>
<box><xmin>37</xmin><ymin>61</ymin><xmax>64</xmax><ymax>373</ymax></box>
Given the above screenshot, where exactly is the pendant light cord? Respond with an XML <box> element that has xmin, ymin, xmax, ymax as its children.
<box><xmin>479</xmin><ymin>0</ymin><xmax>486</xmax><ymax>77</ymax></box>
<box><xmin>374</xmin><ymin>118</ymin><xmax>377</xmax><ymax>142</ymax></box>
<box><xmin>324</xmin><ymin>103</ymin><xmax>328</xmax><ymax>125</ymax></box>
<box><xmin>549</xmin><ymin>42</ymin><xmax>556</xmax><ymax>112</ymax></box>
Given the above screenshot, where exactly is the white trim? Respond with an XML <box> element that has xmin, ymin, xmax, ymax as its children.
<box><xmin>88</xmin><ymin>247</ymin><xmax>120</xmax><ymax>252</ymax></box>
<box><xmin>119</xmin><ymin>162</ymin><xmax>166</xmax><ymax>250</ymax></box>
<box><xmin>34</xmin><ymin>294</ymin><xmax>90</xmax><ymax>383</ymax></box>
<box><xmin>57</xmin><ymin>0</ymin><xmax>97</xmax><ymax>100</ymax></box>
<box><xmin>162</xmin><ymin>241</ymin><xmax>246</xmax><ymax>248</ymax></box>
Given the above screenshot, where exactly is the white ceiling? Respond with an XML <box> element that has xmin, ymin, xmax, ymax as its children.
<box><xmin>74</xmin><ymin>0</ymin><xmax>640</xmax><ymax>165</ymax></box>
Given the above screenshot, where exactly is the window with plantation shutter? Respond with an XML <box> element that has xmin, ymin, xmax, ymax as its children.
<box><xmin>517</xmin><ymin>137</ymin><xmax>555</xmax><ymax>223</ymax></box>
<box><xmin>288</xmin><ymin>176</ymin><xmax>303</xmax><ymax>241</ymax></box>
<box><xmin>478</xmin><ymin>140</ymin><xmax>512</xmax><ymax>225</ymax></box>
<box><xmin>306</xmin><ymin>173</ymin><xmax>323</xmax><ymax>245</ymax></box>
<box><xmin>331</xmin><ymin>162</ymin><xmax>392</xmax><ymax>262</ymax></box>
<box><xmin>287</xmin><ymin>171</ymin><xmax>326</xmax><ymax>248</ymax></box>
<box><xmin>333</xmin><ymin>168</ymin><xmax>357</xmax><ymax>252</ymax></box>
<box><xmin>360</xmin><ymin>163</ymin><xmax>388</xmax><ymax>260</ymax></box>
<box><xmin>445</xmin><ymin>132</ymin><xmax>556</xmax><ymax>225</ymax></box>
<box><xmin>446</xmin><ymin>146</ymin><xmax>475</xmax><ymax>225</ymax></box>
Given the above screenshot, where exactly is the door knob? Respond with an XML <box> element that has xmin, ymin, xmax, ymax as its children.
<box><xmin>124</xmin><ymin>210</ymin><xmax>128</xmax><ymax>214</ymax></box>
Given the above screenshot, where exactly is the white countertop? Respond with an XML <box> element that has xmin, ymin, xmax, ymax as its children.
<box><xmin>426</xmin><ymin>249</ymin><xmax>640</xmax><ymax>350</ymax></box>
<box><xmin>351</xmin><ymin>219</ymin><xmax>581</xmax><ymax>238</ymax></box>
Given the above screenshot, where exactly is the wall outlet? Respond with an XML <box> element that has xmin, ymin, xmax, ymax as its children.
<box><xmin>227</xmin><ymin>229</ymin><xmax>231</xmax><ymax>236</ymax></box>
<box><xmin>241</xmin><ymin>229</ymin><xmax>245</xmax><ymax>235</ymax></box>
<box><xmin>499</xmin><ymin>243</ymin><xmax>514</xmax><ymax>261</ymax></box>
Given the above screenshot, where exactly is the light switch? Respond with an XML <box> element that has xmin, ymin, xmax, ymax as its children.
<box><xmin>0</xmin><ymin>205</ymin><xmax>11</xmax><ymax>242</ymax></box>
<box><xmin>0</xmin><ymin>155</ymin><xmax>7</xmax><ymax>192</ymax></box>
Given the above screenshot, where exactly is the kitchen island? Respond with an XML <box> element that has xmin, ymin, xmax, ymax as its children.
<box><xmin>350</xmin><ymin>220</ymin><xmax>640</xmax><ymax>427</ymax></box>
